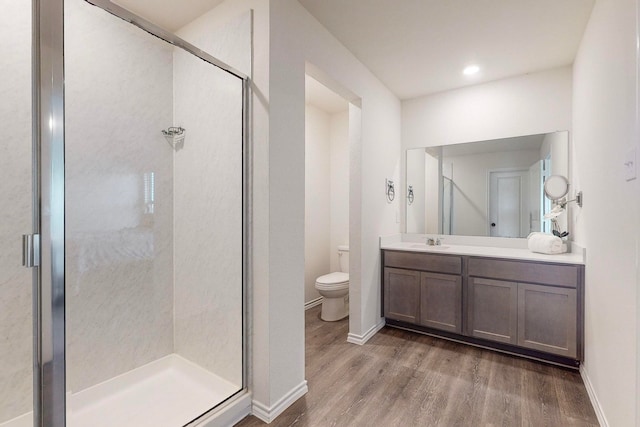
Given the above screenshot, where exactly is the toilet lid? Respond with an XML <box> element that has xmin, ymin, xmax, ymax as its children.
<box><xmin>316</xmin><ymin>272</ymin><xmax>349</xmax><ymax>285</ymax></box>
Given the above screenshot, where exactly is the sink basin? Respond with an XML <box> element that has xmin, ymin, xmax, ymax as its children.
<box><xmin>409</xmin><ymin>244</ymin><xmax>450</xmax><ymax>250</ymax></box>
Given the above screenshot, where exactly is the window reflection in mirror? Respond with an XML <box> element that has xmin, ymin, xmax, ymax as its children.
<box><xmin>405</xmin><ymin>131</ymin><xmax>568</xmax><ymax>238</ymax></box>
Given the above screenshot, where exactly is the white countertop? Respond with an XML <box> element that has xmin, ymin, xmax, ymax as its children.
<box><xmin>380</xmin><ymin>241</ymin><xmax>585</xmax><ymax>265</ymax></box>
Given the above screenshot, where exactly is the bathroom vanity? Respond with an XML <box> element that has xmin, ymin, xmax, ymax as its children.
<box><xmin>380</xmin><ymin>241</ymin><xmax>584</xmax><ymax>367</ymax></box>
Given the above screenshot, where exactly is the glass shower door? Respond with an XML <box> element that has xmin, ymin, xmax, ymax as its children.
<box><xmin>0</xmin><ymin>0</ymin><xmax>247</xmax><ymax>423</ymax></box>
<box><xmin>0</xmin><ymin>1</ymin><xmax>34</xmax><ymax>426</ymax></box>
<box><xmin>63</xmin><ymin>0</ymin><xmax>246</xmax><ymax>425</ymax></box>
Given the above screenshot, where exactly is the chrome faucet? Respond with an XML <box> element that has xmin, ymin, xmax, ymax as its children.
<box><xmin>427</xmin><ymin>237</ymin><xmax>444</xmax><ymax>246</ymax></box>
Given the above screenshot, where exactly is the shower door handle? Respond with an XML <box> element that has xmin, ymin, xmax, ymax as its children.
<box><xmin>22</xmin><ymin>233</ymin><xmax>40</xmax><ymax>268</ymax></box>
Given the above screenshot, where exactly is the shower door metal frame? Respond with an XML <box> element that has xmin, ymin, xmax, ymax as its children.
<box><xmin>33</xmin><ymin>0</ymin><xmax>66</xmax><ymax>425</ymax></box>
<box><xmin>33</xmin><ymin>0</ymin><xmax>251</xmax><ymax>425</ymax></box>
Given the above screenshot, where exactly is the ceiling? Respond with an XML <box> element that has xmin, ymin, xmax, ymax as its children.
<box><xmin>108</xmin><ymin>0</ymin><xmax>595</xmax><ymax>101</ymax></box>
<box><xmin>306</xmin><ymin>75</ymin><xmax>349</xmax><ymax>114</ymax></box>
<box><xmin>113</xmin><ymin>0</ymin><xmax>225</xmax><ymax>31</ymax></box>
<box><xmin>297</xmin><ymin>0</ymin><xmax>595</xmax><ymax>100</ymax></box>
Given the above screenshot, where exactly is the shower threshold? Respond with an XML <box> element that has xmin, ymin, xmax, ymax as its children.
<box><xmin>0</xmin><ymin>354</ymin><xmax>239</xmax><ymax>427</ymax></box>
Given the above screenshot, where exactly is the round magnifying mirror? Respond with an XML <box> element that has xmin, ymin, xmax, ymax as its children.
<box><xmin>544</xmin><ymin>175</ymin><xmax>569</xmax><ymax>200</ymax></box>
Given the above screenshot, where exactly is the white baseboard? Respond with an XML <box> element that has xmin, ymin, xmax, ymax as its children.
<box><xmin>195</xmin><ymin>392</ymin><xmax>252</xmax><ymax>427</ymax></box>
<box><xmin>580</xmin><ymin>365</ymin><xmax>609</xmax><ymax>427</ymax></box>
<box><xmin>347</xmin><ymin>319</ymin><xmax>385</xmax><ymax>345</ymax></box>
<box><xmin>304</xmin><ymin>297</ymin><xmax>323</xmax><ymax>310</ymax></box>
<box><xmin>252</xmin><ymin>380</ymin><xmax>308</xmax><ymax>423</ymax></box>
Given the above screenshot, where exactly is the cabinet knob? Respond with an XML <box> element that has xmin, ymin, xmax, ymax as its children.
<box><xmin>491</xmin><ymin>222</ymin><xmax>496</xmax><ymax>227</ymax></box>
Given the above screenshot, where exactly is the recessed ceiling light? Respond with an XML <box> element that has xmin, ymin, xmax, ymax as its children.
<box><xmin>463</xmin><ymin>65</ymin><xmax>480</xmax><ymax>76</ymax></box>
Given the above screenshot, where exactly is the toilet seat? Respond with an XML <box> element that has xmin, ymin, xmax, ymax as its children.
<box><xmin>315</xmin><ymin>272</ymin><xmax>349</xmax><ymax>291</ymax></box>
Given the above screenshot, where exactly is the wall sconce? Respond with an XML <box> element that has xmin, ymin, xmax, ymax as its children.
<box><xmin>385</xmin><ymin>179</ymin><xmax>395</xmax><ymax>202</ymax></box>
<box><xmin>407</xmin><ymin>185</ymin><xmax>414</xmax><ymax>205</ymax></box>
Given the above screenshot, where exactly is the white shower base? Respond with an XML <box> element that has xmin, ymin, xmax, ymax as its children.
<box><xmin>0</xmin><ymin>354</ymin><xmax>240</xmax><ymax>427</ymax></box>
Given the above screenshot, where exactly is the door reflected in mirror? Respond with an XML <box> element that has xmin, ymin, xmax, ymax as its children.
<box><xmin>405</xmin><ymin>131</ymin><xmax>569</xmax><ymax>238</ymax></box>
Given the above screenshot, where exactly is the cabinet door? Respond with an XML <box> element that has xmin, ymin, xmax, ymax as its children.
<box><xmin>384</xmin><ymin>268</ymin><xmax>420</xmax><ymax>323</ymax></box>
<box><xmin>517</xmin><ymin>283</ymin><xmax>577</xmax><ymax>358</ymax></box>
<box><xmin>419</xmin><ymin>272</ymin><xmax>462</xmax><ymax>333</ymax></box>
<box><xmin>467</xmin><ymin>278</ymin><xmax>518</xmax><ymax>344</ymax></box>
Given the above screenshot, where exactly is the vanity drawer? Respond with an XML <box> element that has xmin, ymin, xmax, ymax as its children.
<box><xmin>384</xmin><ymin>250</ymin><xmax>462</xmax><ymax>275</ymax></box>
<box><xmin>468</xmin><ymin>257</ymin><xmax>579</xmax><ymax>288</ymax></box>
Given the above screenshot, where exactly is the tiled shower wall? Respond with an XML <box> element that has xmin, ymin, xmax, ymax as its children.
<box><xmin>173</xmin><ymin>9</ymin><xmax>251</xmax><ymax>390</ymax></box>
<box><xmin>173</xmin><ymin>49</ymin><xmax>243</xmax><ymax>388</ymax></box>
<box><xmin>0</xmin><ymin>1</ymin><xmax>33</xmax><ymax>422</ymax></box>
<box><xmin>64</xmin><ymin>0</ymin><xmax>175</xmax><ymax>392</ymax></box>
<box><xmin>65</xmin><ymin>0</ymin><xmax>249</xmax><ymax>393</ymax></box>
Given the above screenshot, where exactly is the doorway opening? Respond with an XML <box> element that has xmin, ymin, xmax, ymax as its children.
<box><xmin>303</xmin><ymin>74</ymin><xmax>351</xmax><ymax>327</ymax></box>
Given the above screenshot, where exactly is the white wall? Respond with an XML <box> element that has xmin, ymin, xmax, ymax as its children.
<box><xmin>304</xmin><ymin>106</ymin><xmax>349</xmax><ymax>304</ymax></box>
<box><xmin>402</xmin><ymin>66</ymin><xmax>573</xmax><ymax>149</ymax></box>
<box><xmin>540</xmin><ymin>132</ymin><xmax>569</xmax><ymax>177</ymax></box>
<box><xmin>304</xmin><ymin>105</ymin><xmax>330</xmax><ymax>304</ymax></box>
<box><xmin>265</xmin><ymin>0</ymin><xmax>402</xmax><ymax>414</ymax></box>
<box><xmin>401</xmin><ymin>66</ymin><xmax>573</xmax><ymax>235</ymax></box>
<box><xmin>329</xmin><ymin>110</ymin><xmax>350</xmax><ymax>272</ymax></box>
<box><xmin>572</xmin><ymin>0</ymin><xmax>638</xmax><ymax>425</ymax></box>
<box><xmin>445</xmin><ymin>149</ymin><xmax>540</xmax><ymax>236</ymax></box>
<box><xmin>177</xmin><ymin>10</ymin><xmax>251</xmax><ymax>77</ymax></box>
<box><xmin>194</xmin><ymin>2</ymin><xmax>399</xmax><ymax>417</ymax></box>
<box><xmin>0</xmin><ymin>0</ymin><xmax>32</xmax><ymax>421</ymax></box>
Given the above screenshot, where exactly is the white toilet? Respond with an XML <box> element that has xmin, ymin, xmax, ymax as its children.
<box><xmin>315</xmin><ymin>245</ymin><xmax>349</xmax><ymax>321</ymax></box>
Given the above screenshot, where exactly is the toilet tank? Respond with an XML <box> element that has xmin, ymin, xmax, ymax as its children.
<box><xmin>337</xmin><ymin>245</ymin><xmax>349</xmax><ymax>273</ymax></box>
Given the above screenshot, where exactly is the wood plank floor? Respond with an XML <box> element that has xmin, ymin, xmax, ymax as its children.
<box><xmin>235</xmin><ymin>306</ymin><xmax>598</xmax><ymax>427</ymax></box>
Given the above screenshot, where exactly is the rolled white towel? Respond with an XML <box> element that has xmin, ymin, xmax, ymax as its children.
<box><xmin>527</xmin><ymin>232</ymin><xmax>566</xmax><ymax>254</ymax></box>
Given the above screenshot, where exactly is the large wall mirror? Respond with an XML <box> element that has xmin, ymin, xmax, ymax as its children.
<box><xmin>405</xmin><ymin>131</ymin><xmax>569</xmax><ymax>238</ymax></box>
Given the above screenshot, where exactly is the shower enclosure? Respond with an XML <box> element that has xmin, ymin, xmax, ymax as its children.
<box><xmin>442</xmin><ymin>176</ymin><xmax>453</xmax><ymax>235</ymax></box>
<box><xmin>1</xmin><ymin>0</ymin><xmax>249</xmax><ymax>426</ymax></box>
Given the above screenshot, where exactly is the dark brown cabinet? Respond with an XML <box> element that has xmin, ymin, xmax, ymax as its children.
<box><xmin>420</xmin><ymin>272</ymin><xmax>462</xmax><ymax>333</ymax></box>
<box><xmin>383</xmin><ymin>266</ymin><xmax>462</xmax><ymax>333</ymax></box>
<box><xmin>467</xmin><ymin>257</ymin><xmax>579</xmax><ymax>358</ymax></box>
<box><xmin>467</xmin><ymin>277</ymin><xmax>577</xmax><ymax>358</ymax></box>
<box><xmin>382</xmin><ymin>249</ymin><xmax>584</xmax><ymax>366</ymax></box>
<box><xmin>383</xmin><ymin>267</ymin><xmax>420</xmax><ymax>323</ymax></box>
<box><xmin>517</xmin><ymin>283</ymin><xmax>577</xmax><ymax>358</ymax></box>
<box><xmin>467</xmin><ymin>277</ymin><xmax>517</xmax><ymax>344</ymax></box>
<box><xmin>383</xmin><ymin>251</ymin><xmax>463</xmax><ymax>333</ymax></box>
